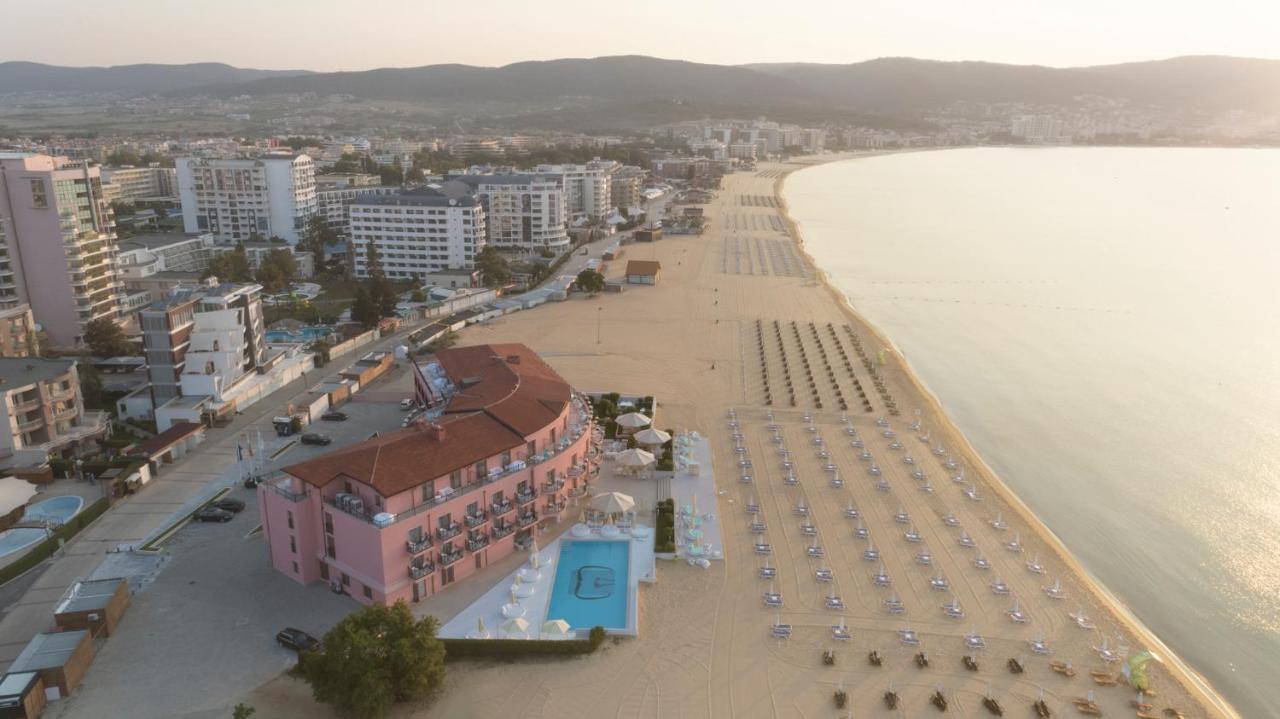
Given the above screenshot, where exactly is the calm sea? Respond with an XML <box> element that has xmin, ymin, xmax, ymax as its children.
<box><xmin>786</xmin><ymin>147</ymin><xmax>1280</xmax><ymax>717</ymax></box>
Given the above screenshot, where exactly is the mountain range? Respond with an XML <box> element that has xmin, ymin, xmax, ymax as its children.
<box><xmin>3</xmin><ymin>55</ymin><xmax>1278</xmax><ymax>117</ymax></box>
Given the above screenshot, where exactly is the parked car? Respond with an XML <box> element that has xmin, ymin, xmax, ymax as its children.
<box><xmin>300</xmin><ymin>433</ymin><xmax>332</xmax><ymax>446</ymax></box>
<box><xmin>275</xmin><ymin>627</ymin><xmax>321</xmax><ymax>653</ymax></box>
<box><xmin>213</xmin><ymin>497</ymin><xmax>246</xmax><ymax>513</ymax></box>
<box><xmin>194</xmin><ymin>506</ymin><xmax>234</xmax><ymax>523</ymax></box>
<box><xmin>321</xmin><ymin>410</ymin><xmax>348</xmax><ymax>421</ymax></box>
<box><xmin>399</xmin><ymin>399</ymin><xmax>415</xmax><ymax>411</ymax></box>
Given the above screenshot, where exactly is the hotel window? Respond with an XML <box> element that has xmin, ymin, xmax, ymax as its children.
<box><xmin>29</xmin><ymin>179</ymin><xmax>48</xmax><ymax>208</ymax></box>
<box><xmin>450</xmin><ymin>470</ymin><xmax>461</xmax><ymax>490</ymax></box>
<box><xmin>290</xmin><ymin>536</ymin><xmax>297</xmax><ymax>553</ymax></box>
<box><xmin>286</xmin><ymin>511</ymin><xmax>294</xmax><ymax>529</ymax></box>
<box><xmin>501</xmin><ymin>450</ymin><xmax>511</xmax><ymax>466</ymax></box>
<box><xmin>527</xmin><ymin>440</ymin><xmax>536</xmax><ymax>457</ymax></box>
<box><xmin>363</xmin><ymin>585</ymin><xmax>373</xmax><ymax>599</ymax></box>
<box><xmin>550</xmin><ymin>428</ymin><xmax>557</xmax><ymax>445</ymax></box>
<box><xmin>474</xmin><ymin>458</ymin><xmax>487</xmax><ymax>478</ymax></box>
<box><xmin>422</xmin><ymin>481</ymin><xmax>435</xmax><ymax>502</ymax></box>
<box><xmin>341</xmin><ymin>573</ymin><xmax>350</xmax><ymax>587</ymax></box>
<box><xmin>291</xmin><ymin>562</ymin><xmax>299</xmax><ymax>574</ymax></box>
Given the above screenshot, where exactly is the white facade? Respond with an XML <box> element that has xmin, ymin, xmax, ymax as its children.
<box><xmin>317</xmin><ymin>186</ymin><xmax>397</xmax><ymax>236</ymax></box>
<box><xmin>349</xmin><ymin>189</ymin><xmax>485</xmax><ymax>281</ymax></box>
<box><xmin>457</xmin><ymin>175</ymin><xmax>570</xmax><ymax>251</ymax></box>
<box><xmin>101</xmin><ymin>166</ymin><xmax>177</xmax><ymax>202</ymax></box>
<box><xmin>532</xmin><ymin>162</ymin><xmax>615</xmax><ymax>222</ymax></box>
<box><xmin>176</xmin><ymin>154</ymin><xmax>317</xmax><ymax>244</ymax></box>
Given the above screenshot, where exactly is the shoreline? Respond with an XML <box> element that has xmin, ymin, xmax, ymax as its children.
<box><xmin>776</xmin><ymin>153</ymin><xmax>1240</xmax><ymax>719</ymax></box>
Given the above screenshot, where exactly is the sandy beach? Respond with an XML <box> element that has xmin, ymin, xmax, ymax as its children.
<box><xmin>246</xmin><ymin>157</ymin><xmax>1236</xmax><ymax>719</ymax></box>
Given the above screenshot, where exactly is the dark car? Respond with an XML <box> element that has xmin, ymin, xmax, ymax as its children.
<box><xmin>321</xmin><ymin>411</ymin><xmax>348</xmax><ymax>421</ymax></box>
<box><xmin>276</xmin><ymin>627</ymin><xmax>321</xmax><ymax>653</ymax></box>
<box><xmin>194</xmin><ymin>506</ymin><xmax>234</xmax><ymax>523</ymax></box>
<box><xmin>213</xmin><ymin>497</ymin><xmax>246</xmax><ymax>513</ymax></box>
<box><xmin>300</xmin><ymin>433</ymin><xmax>332</xmax><ymax>446</ymax></box>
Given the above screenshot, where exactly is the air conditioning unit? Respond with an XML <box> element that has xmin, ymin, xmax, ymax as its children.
<box><xmin>349</xmin><ymin>497</ymin><xmax>364</xmax><ymax>514</ymax></box>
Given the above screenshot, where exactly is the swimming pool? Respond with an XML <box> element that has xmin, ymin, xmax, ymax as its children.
<box><xmin>264</xmin><ymin>327</ymin><xmax>333</xmax><ymax>344</ymax></box>
<box><xmin>0</xmin><ymin>495</ymin><xmax>85</xmax><ymax>558</ymax></box>
<box><xmin>546</xmin><ymin>540</ymin><xmax>630</xmax><ymax>631</ymax></box>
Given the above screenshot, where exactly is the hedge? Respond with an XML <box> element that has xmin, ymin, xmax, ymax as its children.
<box><xmin>0</xmin><ymin>496</ymin><xmax>111</xmax><ymax>586</ymax></box>
<box><xmin>442</xmin><ymin>626</ymin><xmax>607</xmax><ymax>659</ymax></box>
<box><xmin>655</xmin><ymin>498</ymin><xmax>676</xmax><ymax>553</ymax></box>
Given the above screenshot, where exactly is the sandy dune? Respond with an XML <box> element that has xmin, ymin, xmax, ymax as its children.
<box><xmin>247</xmin><ymin>159</ymin><xmax>1231</xmax><ymax>719</ymax></box>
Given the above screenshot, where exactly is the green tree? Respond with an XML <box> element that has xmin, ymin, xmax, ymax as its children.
<box><xmin>255</xmin><ymin>248</ymin><xmax>297</xmax><ymax>294</ymax></box>
<box><xmin>379</xmin><ymin>164</ymin><xmax>404</xmax><ymax>186</ymax></box>
<box><xmin>204</xmin><ymin>244</ymin><xmax>253</xmax><ymax>283</ymax></box>
<box><xmin>232</xmin><ymin>704</ymin><xmax>256</xmax><ymax>719</ymax></box>
<box><xmin>351</xmin><ymin>287</ymin><xmax>380</xmax><ymax>328</ymax></box>
<box><xmin>301</xmin><ymin>601</ymin><xmax>445</xmax><ymax>719</ymax></box>
<box><xmin>475</xmin><ymin>246</ymin><xmax>511</xmax><ymax>288</ymax></box>
<box><xmin>576</xmin><ymin>269</ymin><xmax>606</xmax><ymax>294</ymax></box>
<box><xmin>83</xmin><ymin>318</ymin><xmax>134</xmax><ymax>357</ymax></box>
<box><xmin>77</xmin><ymin>363</ymin><xmax>105</xmax><ymax>409</ymax></box>
<box><xmin>300</xmin><ymin>216</ymin><xmax>336</xmax><ymax>269</ymax></box>
<box><xmin>410</xmin><ymin>288</ymin><xmax>427</xmax><ymax>303</ymax></box>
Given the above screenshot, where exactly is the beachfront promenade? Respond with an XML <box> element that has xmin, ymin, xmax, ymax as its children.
<box><xmin>370</xmin><ymin>159</ymin><xmax>1228</xmax><ymax>719</ymax></box>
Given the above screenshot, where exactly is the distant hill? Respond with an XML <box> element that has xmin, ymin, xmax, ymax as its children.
<box><xmin>4</xmin><ymin>55</ymin><xmax>1278</xmax><ymax>119</ymax></box>
<box><xmin>0</xmin><ymin>61</ymin><xmax>312</xmax><ymax>94</ymax></box>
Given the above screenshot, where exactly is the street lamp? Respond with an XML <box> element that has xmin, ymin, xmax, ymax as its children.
<box><xmin>596</xmin><ymin>307</ymin><xmax>602</xmax><ymax>345</ymax></box>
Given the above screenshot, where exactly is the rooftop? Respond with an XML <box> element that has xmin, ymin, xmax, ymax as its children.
<box><xmin>284</xmin><ymin>343</ymin><xmax>572</xmax><ymax>497</ymax></box>
<box><xmin>128</xmin><ymin>422</ymin><xmax>202</xmax><ymax>457</ymax></box>
<box><xmin>118</xmin><ymin>232</ymin><xmax>207</xmax><ymax>250</ymax></box>
<box><xmin>8</xmin><ymin>630</ymin><xmax>89</xmax><ymax>672</ymax></box>
<box><xmin>625</xmin><ymin>260</ymin><xmax>662</xmax><ymax>276</ymax></box>
<box><xmin>353</xmin><ymin>187</ymin><xmax>479</xmax><ymax>208</ymax></box>
<box><xmin>0</xmin><ymin>357</ymin><xmax>78</xmax><ymax>387</ymax></box>
<box><xmin>54</xmin><ymin>577</ymin><xmax>126</xmax><ymax>615</ymax></box>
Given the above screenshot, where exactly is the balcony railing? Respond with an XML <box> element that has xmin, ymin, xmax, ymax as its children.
<box><xmin>544</xmin><ymin>500</ymin><xmax>566</xmax><ymax>514</ymax></box>
<box><xmin>265</xmin><ymin>481</ymin><xmax>307</xmax><ymax>503</ymax></box>
<box><xmin>542</xmin><ymin>478</ymin><xmax>565</xmax><ymax>494</ymax></box>
<box><xmin>464</xmin><ymin>511</ymin><xmax>488</xmax><ymax>528</ymax></box>
<box><xmin>406</xmin><ymin>537</ymin><xmax>432</xmax><ymax>555</ymax></box>
<box><xmin>466</xmin><ymin>535</ymin><xmax>490</xmax><ymax>552</ymax></box>
<box><xmin>436</xmin><ymin>523</ymin><xmax>462</xmax><ymax>541</ymax></box>
<box><xmin>490</xmin><ymin>500</ymin><xmax>514</xmax><ymax>517</ymax></box>
<box><xmin>440</xmin><ymin>549</ymin><xmax>464</xmax><ymax>566</ymax></box>
<box><xmin>409</xmin><ymin>560</ymin><xmax>435</xmax><ymax>579</ymax></box>
<box><xmin>516</xmin><ymin>489</ymin><xmax>537</xmax><ymax>505</ymax></box>
<box><xmin>517</xmin><ymin>512</ymin><xmax>538</xmax><ymax>528</ymax></box>
<box><xmin>491</xmin><ymin>524</ymin><xmax>515</xmax><ymax>540</ymax></box>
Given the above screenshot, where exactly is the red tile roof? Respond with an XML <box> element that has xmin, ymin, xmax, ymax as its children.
<box><xmin>127</xmin><ymin>422</ymin><xmax>202</xmax><ymax>458</ymax></box>
<box><xmin>283</xmin><ymin>343</ymin><xmax>571</xmax><ymax>497</ymax></box>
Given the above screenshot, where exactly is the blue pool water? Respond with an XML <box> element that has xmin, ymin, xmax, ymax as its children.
<box><xmin>264</xmin><ymin>327</ymin><xmax>333</xmax><ymax>344</ymax></box>
<box><xmin>0</xmin><ymin>495</ymin><xmax>85</xmax><ymax>558</ymax></box>
<box><xmin>546</xmin><ymin>541</ymin><xmax>630</xmax><ymax>631</ymax></box>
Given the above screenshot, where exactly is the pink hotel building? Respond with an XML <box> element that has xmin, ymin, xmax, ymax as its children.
<box><xmin>258</xmin><ymin>343</ymin><xmax>599</xmax><ymax>605</ymax></box>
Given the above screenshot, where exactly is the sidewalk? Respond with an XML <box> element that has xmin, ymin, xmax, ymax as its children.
<box><xmin>0</xmin><ymin>317</ymin><xmax>434</xmax><ymax>673</ymax></box>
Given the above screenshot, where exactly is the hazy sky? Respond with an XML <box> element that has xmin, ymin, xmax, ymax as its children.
<box><xmin>6</xmin><ymin>0</ymin><xmax>1277</xmax><ymax>71</ymax></box>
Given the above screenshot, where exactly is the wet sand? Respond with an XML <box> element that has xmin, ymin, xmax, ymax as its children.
<box><xmin>246</xmin><ymin>157</ymin><xmax>1235</xmax><ymax>719</ymax></box>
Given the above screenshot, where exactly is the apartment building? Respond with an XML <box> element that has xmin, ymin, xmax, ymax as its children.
<box><xmin>139</xmin><ymin>284</ymin><xmax>266</xmax><ymax>406</ymax></box>
<box><xmin>349</xmin><ymin>187</ymin><xmax>485</xmax><ymax>281</ymax></box>
<box><xmin>259</xmin><ymin>343</ymin><xmax>598</xmax><ymax>605</ymax></box>
<box><xmin>101</xmin><ymin>165</ymin><xmax>177</xmax><ymax>202</ymax></box>
<box><xmin>610</xmin><ymin>166</ymin><xmax>647</xmax><ymax>212</ymax></box>
<box><xmin>316</xmin><ymin>185</ymin><xmax>397</xmax><ymax>238</ymax></box>
<box><xmin>450</xmin><ymin>175</ymin><xmax>569</xmax><ymax>252</ymax></box>
<box><xmin>0</xmin><ymin>153</ymin><xmax>125</xmax><ymax>348</ymax></box>
<box><xmin>0</xmin><ymin>305</ymin><xmax>37</xmax><ymax>358</ymax></box>
<box><xmin>531</xmin><ymin>161</ymin><xmax>615</xmax><ymax>222</ymax></box>
<box><xmin>314</xmin><ymin>173</ymin><xmax>381</xmax><ymax>190</ymax></box>
<box><xmin>0</xmin><ymin>220</ymin><xmax>20</xmax><ymax>309</ymax></box>
<box><xmin>0</xmin><ymin>357</ymin><xmax>107</xmax><ymax>469</ymax></box>
<box><xmin>175</xmin><ymin>154</ymin><xmax>317</xmax><ymax>244</ymax></box>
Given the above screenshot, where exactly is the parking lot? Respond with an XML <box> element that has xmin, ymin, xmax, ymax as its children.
<box><xmin>48</xmin><ymin>389</ymin><xmax>418</xmax><ymax>719</ymax></box>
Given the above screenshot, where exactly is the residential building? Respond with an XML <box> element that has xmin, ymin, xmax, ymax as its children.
<box><xmin>0</xmin><ymin>357</ymin><xmax>108</xmax><ymax>469</ymax></box>
<box><xmin>314</xmin><ymin>173</ymin><xmax>381</xmax><ymax>190</ymax></box>
<box><xmin>451</xmin><ymin>175</ymin><xmax>569</xmax><ymax>252</ymax></box>
<box><xmin>316</xmin><ymin>185</ymin><xmax>397</xmax><ymax>237</ymax></box>
<box><xmin>118</xmin><ymin>233</ymin><xmax>312</xmax><ymax>307</ymax></box>
<box><xmin>532</xmin><ymin>161</ymin><xmax>615</xmax><ymax>222</ymax></box>
<box><xmin>0</xmin><ymin>153</ymin><xmax>126</xmax><ymax>348</ymax></box>
<box><xmin>728</xmin><ymin>142</ymin><xmax>758</xmax><ymax>161</ymax></box>
<box><xmin>175</xmin><ymin>154</ymin><xmax>317</xmax><ymax>244</ymax></box>
<box><xmin>0</xmin><ymin>217</ymin><xmax>20</xmax><ymax>309</ymax></box>
<box><xmin>610</xmin><ymin>166</ymin><xmax>646</xmax><ymax>212</ymax></box>
<box><xmin>259</xmin><ymin>343</ymin><xmax>598</xmax><ymax>605</ymax></box>
<box><xmin>1012</xmin><ymin>115</ymin><xmax>1068</xmax><ymax>143</ymax></box>
<box><xmin>349</xmin><ymin>187</ymin><xmax>485</xmax><ymax>281</ymax></box>
<box><xmin>448</xmin><ymin>138</ymin><xmax>504</xmax><ymax>156</ymax></box>
<box><xmin>801</xmin><ymin>128</ymin><xmax>827</xmax><ymax>153</ymax></box>
<box><xmin>139</xmin><ymin>284</ymin><xmax>266</xmax><ymax>407</ymax></box>
<box><xmin>0</xmin><ymin>305</ymin><xmax>37</xmax><ymax>358</ymax></box>
<box><xmin>101</xmin><ymin>165</ymin><xmax>177</xmax><ymax>202</ymax></box>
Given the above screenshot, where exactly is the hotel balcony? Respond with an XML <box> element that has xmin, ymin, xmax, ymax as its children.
<box><xmin>516</xmin><ymin>488</ymin><xmax>537</xmax><ymax>506</ymax></box>
<box><xmin>406</xmin><ymin>536</ymin><xmax>433</xmax><ymax>555</ymax></box>
<box><xmin>542</xmin><ymin>477</ymin><xmax>565</xmax><ymax>494</ymax></box>
<box><xmin>464</xmin><ymin>511</ymin><xmax>489</xmax><ymax>528</ymax></box>
<box><xmin>491</xmin><ymin>523</ymin><xmax>515</xmax><ymax>540</ymax></box>
<box><xmin>439</xmin><ymin>548</ymin><xmax>464</xmax><ymax>567</ymax></box>
<box><xmin>466</xmin><ymin>534</ymin><xmax>490</xmax><ymax>553</ymax></box>
<box><xmin>408</xmin><ymin>560</ymin><xmax>436</xmax><ymax>579</ymax></box>
<box><xmin>436</xmin><ymin>523</ymin><xmax>462</xmax><ymax>541</ymax></box>
<box><xmin>517</xmin><ymin>511</ymin><xmax>539</xmax><ymax>528</ymax></box>
<box><xmin>544</xmin><ymin>500</ymin><xmax>567</xmax><ymax>515</ymax></box>
<box><xmin>490</xmin><ymin>499</ymin><xmax>514</xmax><ymax>517</ymax></box>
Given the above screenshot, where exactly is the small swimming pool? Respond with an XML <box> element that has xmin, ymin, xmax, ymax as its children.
<box><xmin>264</xmin><ymin>326</ymin><xmax>333</xmax><ymax>344</ymax></box>
<box><xmin>0</xmin><ymin>495</ymin><xmax>85</xmax><ymax>558</ymax></box>
<box><xmin>546</xmin><ymin>540</ymin><xmax>630</xmax><ymax>631</ymax></box>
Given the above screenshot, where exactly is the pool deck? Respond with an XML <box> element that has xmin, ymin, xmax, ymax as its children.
<box><xmin>438</xmin><ymin>530</ymin><xmax>653</xmax><ymax>640</ymax></box>
<box><xmin>670</xmin><ymin>433</ymin><xmax>724</xmax><ymax>561</ymax></box>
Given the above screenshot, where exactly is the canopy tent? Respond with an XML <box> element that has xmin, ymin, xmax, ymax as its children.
<box><xmin>615</xmin><ymin>448</ymin><xmax>656</xmax><ymax>468</ymax></box>
<box><xmin>592</xmin><ymin>491</ymin><xmax>636</xmax><ymax>515</ymax></box>
<box><xmin>633</xmin><ymin>428</ymin><xmax>671</xmax><ymax>447</ymax></box>
<box><xmin>615</xmin><ymin>412</ymin><xmax>651</xmax><ymax>429</ymax></box>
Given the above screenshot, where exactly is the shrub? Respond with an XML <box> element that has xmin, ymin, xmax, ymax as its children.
<box><xmin>441</xmin><ymin>631</ymin><xmax>605</xmax><ymax>659</ymax></box>
<box><xmin>588</xmin><ymin>626</ymin><xmax>607</xmax><ymax>649</ymax></box>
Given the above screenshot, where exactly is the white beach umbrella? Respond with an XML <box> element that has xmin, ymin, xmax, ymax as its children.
<box><xmin>592</xmin><ymin>491</ymin><xmax>637</xmax><ymax>515</ymax></box>
<box><xmin>633</xmin><ymin>427</ymin><xmax>671</xmax><ymax>447</ymax></box>
<box><xmin>541</xmin><ymin>619</ymin><xmax>572</xmax><ymax>638</ymax></box>
<box><xmin>615</xmin><ymin>412</ymin><xmax>652</xmax><ymax>429</ymax></box>
<box><xmin>501</xmin><ymin>616</ymin><xmax>530</xmax><ymax>638</ymax></box>
<box><xmin>467</xmin><ymin>616</ymin><xmax>490</xmax><ymax>639</ymax></box>
<box><xmin>615</xmin><ymin>448</ymin><xmax>656</xmax><ymax>468</ymax></box>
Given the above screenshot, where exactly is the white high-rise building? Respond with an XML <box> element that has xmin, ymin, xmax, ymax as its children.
<box><xmin>175</xmin><ymin>154</ymin><xmax>317</xmax><ymax>244</ymax></box>
<box><xmin>532</xmin><ymin>161</ymin><xmax>614</xmax><ymax>222</ymax></box>
<box><xmin>452</xmin><ymin>175</ymin><xmax>569</xmax><ymax>251</ymax></box>
<box><xmin>102</xmin><ymin>165</ymin><xmax>177</xmax><ymax>202</ymax></box>
<box><xmin>349</xmin><ymin>187</ymin><xmax>485</xmax><ymax>281</ymax></box>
